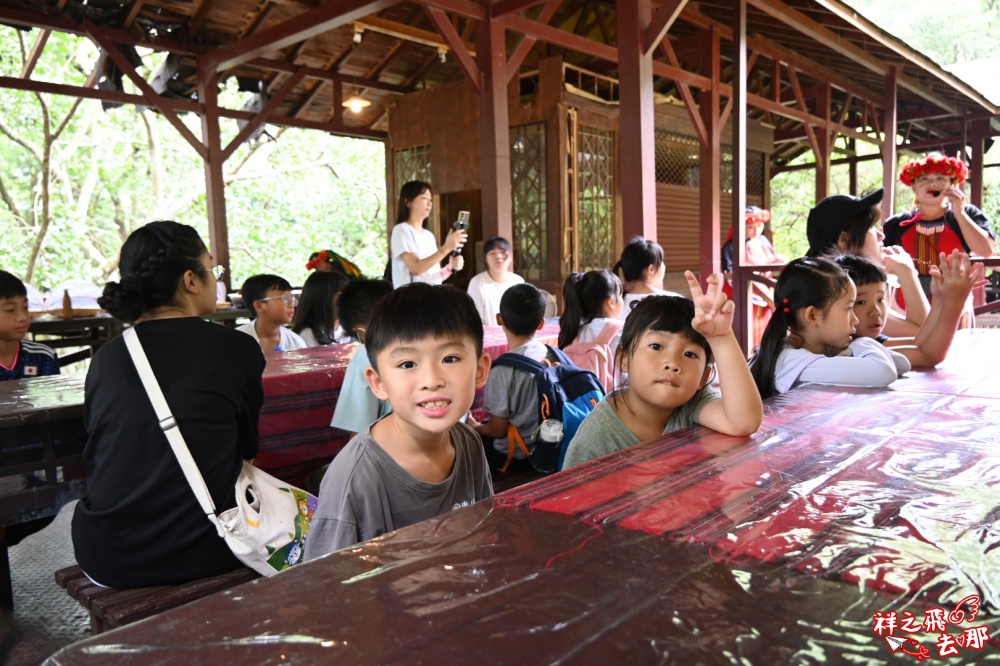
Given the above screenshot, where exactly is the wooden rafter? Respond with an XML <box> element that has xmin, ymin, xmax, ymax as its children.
<box><xmin>492</xmin><ymin>0</ymin><xmax>549</xmax><ymax>16</ymax></box>
<box><xmin>506</xmin><ymin>0</ymin><xmax>561</xmax><ymax>81</ymax></box>
<box><xmin>86</xmin><ymin>22</ymin><xmax>208</xmax><ymax>159</ymax></box>
<box><xmin>223</xmin><ymin>67</ymin><xmax>307</xmax><ymax>159</ymax></box>
<box><xmin>207</xmin><ymin>0</ymin><xmax>402</xmax><ymax>73</ymax></box>
<box><xmin>643</xmin><ymin>0</ymin><xmax>687</xmax><ymax>57</ymax></box>
<box><xmin>424</xmin><ymin>6</ymin><xmax>481</xmax><ymax>92</ymax></box>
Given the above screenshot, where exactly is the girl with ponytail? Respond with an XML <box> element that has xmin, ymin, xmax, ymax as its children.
<box><xmin>558</xmin><ymin>269</ymin><xmax>624</xmax><ymax>391</ymax></box>
<box><xmin>749</xmin><ymin>256</ymin><xmax>898</xmax><ymax>399</ymax></box>
<box><xmin>612</xmin><ymin>237</ymin><xmax>679</xmax><ymax>318</ymax></box>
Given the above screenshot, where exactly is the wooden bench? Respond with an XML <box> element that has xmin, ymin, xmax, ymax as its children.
<box><xmin>54</xmin><ymin>565</ymin><xmax>259</xmax><ymax>634</ymax></box>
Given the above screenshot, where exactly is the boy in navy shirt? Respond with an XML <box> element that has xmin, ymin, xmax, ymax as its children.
<box><xmin>0</xmin><ymin>270</ymin><xmax>59</xmax><ymax>381</ymax></box>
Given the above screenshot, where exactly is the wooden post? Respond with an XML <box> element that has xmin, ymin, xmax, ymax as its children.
<box><xmin>476</xmin><ymin>14</ymin><xmax>512</xmax><ymax>242</ymax></box>
<box><xmin>881</xmin><ymin>66</ymin><xmax>898</xmax><ymax>220</ymax></box>
<box><xmin>616</xmin><ymin>0</ymin><xmax>657</xmax><ymax>242</ymax></box>
<box><xmin>730</xmin><ymin>0</ymin><xmax>750</xmax><ymax>355</ymax></box>
<box><xmin>814</xmin><ymin>82</ymin><xmax>831</xmax><ymax>203</ymax></box>
<box><xmin>698</xmin><ymin>27</ymin><xmax>721</xmax><ymax>281</ymax></box>
<box><xmin>197</xmin><ymin>62</ymin><xmax>230</xmax><ymax>291</ymax></box>
<box><xmin>969</xmin><ymin>118</ymin><xmax>988</xmax><ymax>209</ymax></box>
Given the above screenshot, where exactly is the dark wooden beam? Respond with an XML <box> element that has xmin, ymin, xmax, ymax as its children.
<box><xmin>223</xmin><ymin>67</ymin><xmax>307</xmax><ymax>161</ymax></box>
<box><xmin>506</xmin><ymin>0</ymin><xmax>562</xmax><ymax>82</ymax></box>
<box><xmin>424</xmin><ymin>5</ymin><xmax>481</xmax><ymax>92</ymax></box>
<box><xmin>617</xmin><ymin>0</ymin><xmax>657</xmax><ymax>242</ymax></box>
<box><xmin>699</xmin><ymin>26</ymin><xmax>722</xmax><ymax>280</ymax></box>
<box><xmin>492</xmin><ymin>0</ymin><xmax>549</xmax><ymax>16</ymax></box>
<box><xmin>250</xmin><ymin>58</ymin><xmax>410</xmax><ymax>94</ymax></box>
<box><xmin>881</xmin><ymin>66</ymin><xmax>898</xmax><ymax>219</ymax></box>
<box><xmin>207</xmin><ymin>0</ymin><xmax>402</xmax><ymax>73</ymax></box>
<box><xmin>643</xmin><ymin>0</ymin><xmax>687</xmax><ymax>56</ymax></box>
<box><xmin>500</xmin><ymin>13</ymin><xmax>617</xmax><ymax>62</ymax></box>
<box><xmin>476</xmin><ymin>13</ymin><xmax>513</xmax><ymax>241</ymax></box>
<box><xmin>86</xmin><ymin>22</ymin><xmax>207</xmax><ymax>159</ymax></box>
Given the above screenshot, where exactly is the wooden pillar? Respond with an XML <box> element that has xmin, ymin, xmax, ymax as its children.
<box><xmin>476</xmin><ymin>15</ymin><xmax>512</xmax><ymax>242</ymax></box>
<box><xmin>814</xmin><ymin>82</ymin><xmax>831</xmax><ymax>203</ymax></box>
<box><xmin>970</xmin><ymin>118</ymin><xmax>988</xmax><ymax>208</ymax></box>
<box><xmin>698</xmin><ymin>27</ymin><xmax>721</xmax><ymax>282</ymax></box>
<box><xmin>197</xmin><ymin>63</ymin><xmax>230</xmax><ymax>290</ymax></box>
<box><xmin>616</xmin><ymin>0</ymin><xmax>657</xmax><ymax>242</ymax></box>
<box><xmin>730</xmin><ymin>0</ymin><xmax>750</xmax><ymax>355</ymax></box>
<box><xmin>881</xmin><ymin>67</ymin><xmax>898</xmax><ymax>220</ymax></box>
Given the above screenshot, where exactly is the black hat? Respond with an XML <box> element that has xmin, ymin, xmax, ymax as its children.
<box><xmin>806</xmin><ymin>189</ymin><xmax>884</xmax><ymax>256</ymax></box>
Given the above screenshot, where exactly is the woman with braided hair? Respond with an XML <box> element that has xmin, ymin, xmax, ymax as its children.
<box><xmin>72</xmin><ymin>221</ymin><xmax>265</xmax><ymax>588</ymax></box>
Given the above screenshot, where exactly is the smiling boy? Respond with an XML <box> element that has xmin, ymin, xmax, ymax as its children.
<box><xmin>304</xmin><ymin>283</ymin><xmax>493</xmax><ymax>558</ymax></box>
<box><xmin>0</xmin><ymin>270</ymin><xmax>59</xmax><ymax>381</ymax></box>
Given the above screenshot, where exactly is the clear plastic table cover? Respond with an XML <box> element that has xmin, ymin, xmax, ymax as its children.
<box><xmin>44</xmin><ymin>329</ymin><xmax>1000</xmax><ymax>664</ymax></box>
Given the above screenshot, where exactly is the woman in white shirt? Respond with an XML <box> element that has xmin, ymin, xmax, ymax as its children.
<box><xmin>390</xmin><ymin>181</ymin><xmax>467</xmax><ymax>288</ymax></box>
<box><xmin>466</xmin><ymin>236</ymin><xmax>524</xmax><ymax>325</ymax></box>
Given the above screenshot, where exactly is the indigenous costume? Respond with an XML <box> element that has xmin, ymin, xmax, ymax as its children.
<box><xmin>722</xmin><ymin>207</ymin><xmax>779</xmax><ymax>346</ymax></box>
<box><xmin>883</xmin><ymin>154</ymin><xmax>993</xmax><ymax>327</ymax></box>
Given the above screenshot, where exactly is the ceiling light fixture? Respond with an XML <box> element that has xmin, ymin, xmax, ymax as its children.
<box><xmin>342</xmin><ymin>96</ymin><xmax>371</xmax><ymax>113</ymax></box>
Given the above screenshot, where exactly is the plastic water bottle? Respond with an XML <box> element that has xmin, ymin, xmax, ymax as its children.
<box><xmin>538</xmin><ymin>419</ymin><xmax>563</xmax><ymax>445</ymax></box>
<box><xmin>532</xmin><ymin>419</ymin><xmax>564</xmax><ymax>474</ymax></box>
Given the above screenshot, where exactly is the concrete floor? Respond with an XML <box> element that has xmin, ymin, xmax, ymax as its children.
<box><xmin>1</xmin><ymin>502</ymin><xmax>90</xmax><ymax>666</ymax></box>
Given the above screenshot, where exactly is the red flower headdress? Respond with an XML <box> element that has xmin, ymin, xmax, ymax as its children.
<box><xmin>745</xmin><ymin>208</ymin><xmax>771</xmax><ymax>226</ymax></box>
<box><xmin>898</xmin><ymin>154</ymin><xmax>969</xmax><ymax>186</ymax></box>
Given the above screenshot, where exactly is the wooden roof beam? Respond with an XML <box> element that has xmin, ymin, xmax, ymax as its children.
<box><xmin>643</xmin><ymin>0</ymin><xmax>687</xmax><ymax>57</ymax></box>
<box><xmin>0</xmin><ymin>5</ymin><xmax>200</xmax><ymax>55</ymax></box>
<box><xmin>506</xmin><ymin>0</ymin><xmax>561</xmax><ymax>82</ymax></box>
<box><xmin>746</xmin><ymin>0</ymin><xmax>962</xmax><ymax>116</ymax></box>
<box><xmin>812</xmin><ymin>0</ymin><xmax>996</xmax><ymax>113</ymax></box>
<box><xmin>492</xmin><ymin>0</ymin><xmax>550</xmax><ymax>16</ymax></box>
<box><xmin>424</xmin><ymin>6</ymin><xmax>480</xmax><ymax>91</ymax></box>
<box><xmin>207</xmin><ymin>0</ymin><xmax>403</xmax><ymax>73</ymax></box>
<box><xmin>249</xmin><ymin>58</ymin><xmax>410</xmax><ymax>94</ymax></box>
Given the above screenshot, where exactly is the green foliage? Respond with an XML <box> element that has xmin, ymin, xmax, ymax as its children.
<box><xmin>0</xmin><ymin>28</ymin><xmax>388</xmax><ymax>294</ymax></box>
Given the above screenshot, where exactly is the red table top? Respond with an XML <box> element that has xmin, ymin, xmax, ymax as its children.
<box><xmin>45</xmin><ymin>328</ymin><xmax>1000</xmax><ymax>664</ymax></box>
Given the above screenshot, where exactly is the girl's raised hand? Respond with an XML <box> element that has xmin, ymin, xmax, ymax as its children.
<box><xmin>685</xmin><ymin>270</ymin><xmax>735</xmax><ymax>338</ymax></box>
<box><xmin>928</xmin><ymin>250</ymin><xmax>985</xmax><ymax>300</ymax></box>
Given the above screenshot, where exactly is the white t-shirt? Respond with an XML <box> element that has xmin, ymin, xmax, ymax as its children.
<box><xmin>772</xmin><ymin>336</ymin><xmax>898</xmax><ymax>394</ymax></box>
<box><xmin>467</xmin><ymin>270</ymin><xmax>525</xmax><ymax>325</ymax></box>
<box><xmin>391</xmin><ymin>223</ymin><xmax>442</xmax><ymax>288</ymax></box>
<box><xmin>236</xmin><ymin>321</ymin><xmax>308</xmax><ymax>351</ymax></box>
<box><xmin>620</xmin><ymin>290</ymin><xmax>684</xmax><ymax>319</ymax></box>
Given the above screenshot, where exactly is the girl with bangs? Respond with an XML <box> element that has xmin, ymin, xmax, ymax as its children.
<box><xmin>562</xmin><ymin>271</ymin><xmax>762</xmax><ymax>469</ymax></box>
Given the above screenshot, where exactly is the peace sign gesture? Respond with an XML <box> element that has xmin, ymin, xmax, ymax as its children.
<box><xmin>685</xmin><ymin>270</ymin><xmax>735</xmax><ymax>338</ymax></box>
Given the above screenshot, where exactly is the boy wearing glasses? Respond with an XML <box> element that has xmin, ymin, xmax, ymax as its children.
<box><xmin>237</xmin><ymin>274</ymin><xmax>307</xmax><ymax>352</ymax></box>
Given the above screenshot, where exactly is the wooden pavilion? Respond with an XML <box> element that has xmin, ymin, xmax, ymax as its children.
<box><xmin>1</xmin><ymin>0</ymin><xmax>997</xmax><ymax>348</ymax></box>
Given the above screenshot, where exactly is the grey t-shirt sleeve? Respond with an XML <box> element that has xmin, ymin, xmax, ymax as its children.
<box><xmin>562</xmin><ymin>396</ymin><xmax>638</xmax><ymax>469</ymax></box>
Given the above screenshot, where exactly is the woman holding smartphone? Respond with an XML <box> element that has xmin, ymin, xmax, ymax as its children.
<box><xmin>389</xmin><ymin>181</ymin><xmax>467</xmax><ymax>288</ymax></box>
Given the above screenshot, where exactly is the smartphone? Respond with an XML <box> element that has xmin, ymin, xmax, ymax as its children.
<box><xmin>451</xmin><ymin>211</ymin><xmax>470</xmax><ymax>257</ymax></box>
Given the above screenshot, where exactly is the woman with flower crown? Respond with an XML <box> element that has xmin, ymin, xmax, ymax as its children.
<box><xmin>883</xmin><ymin>153</ymin><xmax>995</xmax><ymax>300</ymax></box>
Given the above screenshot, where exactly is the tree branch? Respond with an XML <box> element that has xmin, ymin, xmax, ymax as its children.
<box><xmin>0</xmin><ymin>114</ymin><xmax>44</xmax><ymax>164</ymax></box>
<box><xmin>0</xmin><ymin>173</ymin><xmax>26</xmax><ymax>225</ymax></box>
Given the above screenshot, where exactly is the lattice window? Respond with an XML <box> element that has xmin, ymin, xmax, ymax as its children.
<box><xmin>654</xmin><ymin>129</ymin><xmax>765</xmax><ymax>196</ymax></box>
<box><xmin>394</xmin><ymin>145</ymin><xmax>431</xmax><ymax>186</ymax></box>
<box><xmin>577</xmin><ymin>126</ymin><xmax>615</xmax><ymax>272</ymax></box>
<box><xmin>510</xmin><ymin>124</ymin><xmax>547</xmax><ymax>280</ymax></box>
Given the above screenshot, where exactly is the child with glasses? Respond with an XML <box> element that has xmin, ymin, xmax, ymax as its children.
<box><xmin>237</xmin><ymin>274</ymin><xmax>307</xmax><ymax>352</ymax></box>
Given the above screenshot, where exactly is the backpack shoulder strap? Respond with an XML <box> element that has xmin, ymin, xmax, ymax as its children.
<box><xmin>546</xmin><ymin>345</ymin><xmax>574</xmax><ymax>366</ymax></box>
<box><xmin>595</xmin><ymin>319</ymin><xmax>623</xmax><ymax>345</ymax></box>
<box><xmin>491</xmin><ymin>352</ymin><xmax>545</xmax><ymax>375</ymax></box>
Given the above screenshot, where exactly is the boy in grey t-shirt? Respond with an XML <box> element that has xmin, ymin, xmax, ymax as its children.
<box><xmin>468</xmin><ymin>284</ymin><xmax>551</xmax><ymax>470</ymax></box>
<box><xmin>304</xmin><ymin>284</ymin><xmax>494</xmax><ymax>559</ymax></box>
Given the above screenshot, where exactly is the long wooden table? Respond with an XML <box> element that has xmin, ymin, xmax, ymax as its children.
<box><xmin>44</xmin><ymin>329</ymin><xmax>1000</xmax><ymax>664</ymax></box>
<box><xmin>0</xmin><ymin>324</ymin><xmax>558</xmax><ymax>608</ymax></box>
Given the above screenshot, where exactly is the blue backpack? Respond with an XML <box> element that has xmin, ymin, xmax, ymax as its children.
<box><xmin>491</xmin><ymin>346</ymin><xmax>605</xmax><ymax>473</ymax></box>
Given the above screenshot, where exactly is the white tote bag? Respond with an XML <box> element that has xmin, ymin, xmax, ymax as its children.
<box><xmin>123</xmin><ymin>327</ymin><xmax>317</xmax><ymax>576</ymax></box>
